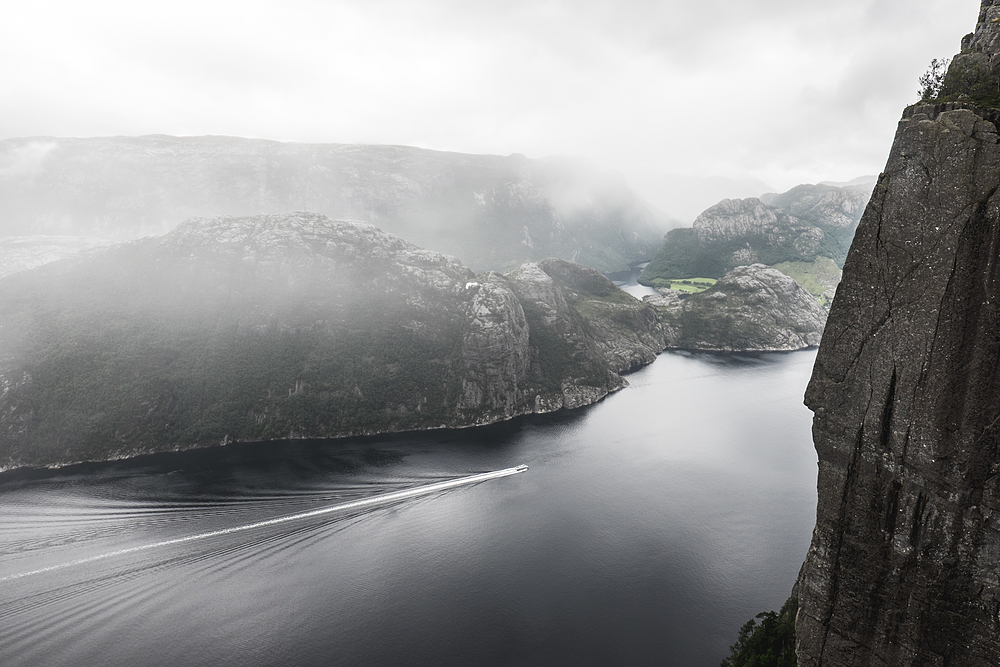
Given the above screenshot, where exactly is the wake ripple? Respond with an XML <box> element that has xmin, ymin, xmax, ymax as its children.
<box><xmin>0</xmin><ymin>465</ymin><xmax>527</xmax><ymax>583</ymax></box>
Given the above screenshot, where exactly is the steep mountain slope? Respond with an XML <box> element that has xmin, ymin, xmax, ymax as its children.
<box><xmin>0</xmin><ymin>213</ymin><xmax>664</xmax><ymax>470</ymax></box>
<box><xmin>639</xmin><ymin>182</ymin><xmax>871</xmax><ymax>288</ymax></box>
<box><xmin>0</xmin><ymin>136</ymin><xmax>671</xmax><ymax>273</ymax></box>
<box><xmin>761</xmin><ymin>183</ymin><xmax>872</xmax><ymax>229</ymax></box>
<box><xmin>796</xmin><ymin>4</ymin><xmax>1000</xmax><ymax>664</ymax></box>
<box><xmin>761</xmin><ymin>183</ymin><xmax>872</xmax><ymax>265</ymax></box>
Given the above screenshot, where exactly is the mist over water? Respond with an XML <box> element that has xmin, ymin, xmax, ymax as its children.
<box><xmin>0</xmin><ymin>350</ymin><xmax>818</xmax><ymax>667</ymax></box>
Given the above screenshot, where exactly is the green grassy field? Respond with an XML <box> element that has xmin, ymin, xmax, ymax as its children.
<box><xmin>646</xmin><ymin>277</ymin><xmax>717</xmax><ymax>294</ymax></box>
<box><xmin>771</xmin><ymin>257</ymin><xmax>842</xmax><ymax>306</ymax></box>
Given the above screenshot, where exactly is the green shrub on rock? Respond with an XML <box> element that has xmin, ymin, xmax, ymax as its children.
<box><xmin>720</xmin><ymin>597</ymin><xmax>797</xmax><ymax>667</ymax></box>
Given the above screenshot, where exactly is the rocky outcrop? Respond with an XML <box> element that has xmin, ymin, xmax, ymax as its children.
<box><xmin>0</xmin><ymin>136</ymin><xmax>670</xmax><ymax>273</ymax></box>
<box><xmin>796</xmin><ymin>7</ymin><xmax>1000</xmax><ymax>663</ymax></box>
<box><xmin>761</xmin><ymin>183</ymin><xmax>872</xmax><ymax>232</ymax></box>
<box><xmin>939</xmin><ymin>1</ymin><xmax>1000</xmax><ymax>105</ymax></box>
<box><xmin>692</xmin><ymin>198</ymin><xmax>817</xmax><ymax>250</ymax></box>
<box><xmin>0</xmin><ymin>212</ymin><xmax>664</xmax><ymax>471</ymax></box>
<box><xmin>507</xmin><ymin>258</ymin><xmax>664</xmax><ymax>389</ymax></box>
<box><xmin>646</xmin><ymin>264</ymin><xmax>824</xmax><ymax>351</ymax></box>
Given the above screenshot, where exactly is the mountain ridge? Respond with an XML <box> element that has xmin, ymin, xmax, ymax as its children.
<box><xmin>0</xmin><ymin>135</ymin><xmax>672</xmax><ymax>273</ymax></box>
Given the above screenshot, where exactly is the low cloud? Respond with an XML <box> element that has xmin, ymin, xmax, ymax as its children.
<box><xmin>0</xmin><ymin>140</ymin><xmax>58</xmax><ymax>178</ymax></box>
<box><xmin>1</xmin><ymin>0</ymin><xmax>982</xmax><ymax>217</ymax></box>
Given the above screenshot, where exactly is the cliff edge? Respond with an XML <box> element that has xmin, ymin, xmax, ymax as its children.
<box><xmin>796</xmin><ymin>4</ymin><xmax>1000</xmax><ymax>664</ymax></box>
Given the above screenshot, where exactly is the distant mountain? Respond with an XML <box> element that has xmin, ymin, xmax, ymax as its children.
<box><xmin>0</xmin><ymin>212</ymin><xmax>665</xmax><ymax>470</ymax></box>
<box><xmin>0</xmin><ymin>136</ymin><xmax>672</xmax><ymax>273</ymax></box>
<box><xmin>639</xmin><ymin>181</ymin><xmax>874</xmax><ymax>300</ymax></box>
<box><xmin>817</xmin><ymin>175</ymin><xmax>879</xmax><ymax>187</ymax></box>
<box><xmin>760</xmin><ymin>182</ymin><xmax>874</xmax><ymax>236</ymax></box>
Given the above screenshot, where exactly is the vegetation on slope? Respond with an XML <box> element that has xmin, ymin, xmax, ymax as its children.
<box><xmin>639</xmin><ymin>182</ymin><xmax>870</xmax><ymax>302</ymax></box>
<box><xmin>720</xmin><ymin>597</ymin><xmax>797</xmax><ymax>667</ymax></box>
<box><xmin>0</xmin><ymin>223</ymin><xmax>473</xmax><ymax>466</ymax></box>
<box><xmin>640</xmin><ymin>228</ymin><xmax>720</xmax><ymax>279</ymax></box>
<box><xmin>770</xmin><ymin>257</ymin><xmax>841</xmax><ymax>307</ymax></box>
<box><xmin>642</xmin><ymin>277</ymin><xmax>716</xmax><ymax>293</ymax></box>
<box><xmin>0</xmin><ymin>215</ymin><xmax>665</xmax><ymax>470</ymax></box>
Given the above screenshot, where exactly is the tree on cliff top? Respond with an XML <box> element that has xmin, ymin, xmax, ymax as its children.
<box><xmin>918</xmin><ymin>58</ymin><xmax>950</xmax><ymax>101</ymax></box>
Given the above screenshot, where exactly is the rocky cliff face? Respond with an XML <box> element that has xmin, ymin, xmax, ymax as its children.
<box><xmin>0</xmin><ymin>136</ymin><xmax>670</xmax><ymax>273</ymax></box>
<box><xmin>760</xmin><ymin>183</ymin><xmax>872</xmax><ymax>233</ymax></box>
<box><xmin>646</xmin><ymin>264</ymin><xmax>824</xmax><ymax>352</ymax></box>
<box><xmin>692</xmin><ymin>198</ymin><xmax>816</xmax><ymax>249</ymax></box>
<box><xmin>0</xmin><ymin>213</ymin><xmax>664</xmax><ymax>471</ymax></box>
<box><xmin>453</xmin><ymin>271</ymin><xmax>532</xmax><ymax>421</ymax></box>
<box><xmin>796</xmin><ymin>6</ymin><xmax>1000</xmax><ymax>663</ymax></box>
<box><xmin>507</xmin><ymin>258</ymin><xmax>664</xmax><ymax>406</ymax></box>
<box><xmin>693</xmin><ymin>197</ymin><xmax>829</xmax><ymax>267</ymax></box>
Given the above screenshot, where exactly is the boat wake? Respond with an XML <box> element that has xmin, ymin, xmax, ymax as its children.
<box><xmin>0</xmin><ymin>465</ymin><xmax>528</xmax><ymax>583</ymax></box>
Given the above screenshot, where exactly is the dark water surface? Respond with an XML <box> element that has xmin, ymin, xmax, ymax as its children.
<box><xmin>0</xmin><ymin>350</ymin><xmax>818</xmax><ymax>667</ymax></box>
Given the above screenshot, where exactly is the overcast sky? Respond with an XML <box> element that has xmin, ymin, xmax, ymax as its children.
<box><xmin>3</xmin><ymin>0</ymin><xmax>981</xmax><ymax>220</ymax></box>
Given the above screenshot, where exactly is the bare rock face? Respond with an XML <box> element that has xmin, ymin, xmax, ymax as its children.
<box><xmin>454</xmin><ymin>272</ymin><xmax>532</xmax><ymax>421</ymax></box>
<box><xmin>795</xmin><ymin>101</ymin><xmax>1000</xmax><ymax>664</ymax></box>
<box><xmin>760</xmin><ymin>183</ymin><xmax>872</xmax><ymax>232</ymax></box>
<box><xmin>796</xmin><ymin>5</ymin><xmax>1000</xmax><ymax>663</ymax></box>
<box><xmin>693</xmin><ymin>198</ymin><xmax>814</xmax><ymax>246</ymax></box>
<box><xmin>647</xmin><ymin>264</ymin><xmax>825</xmax><ymax>351</ymax></box>
<box><xmin>689</xmin><ymin>198</ymin><xmax>826</xmax><ymax>270</ymax></box>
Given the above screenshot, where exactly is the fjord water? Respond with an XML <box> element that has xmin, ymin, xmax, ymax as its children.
<box><xmin>0</xmin><ymin>350</ymin><xmax>818</xmax><ymax>667</ymax></box>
